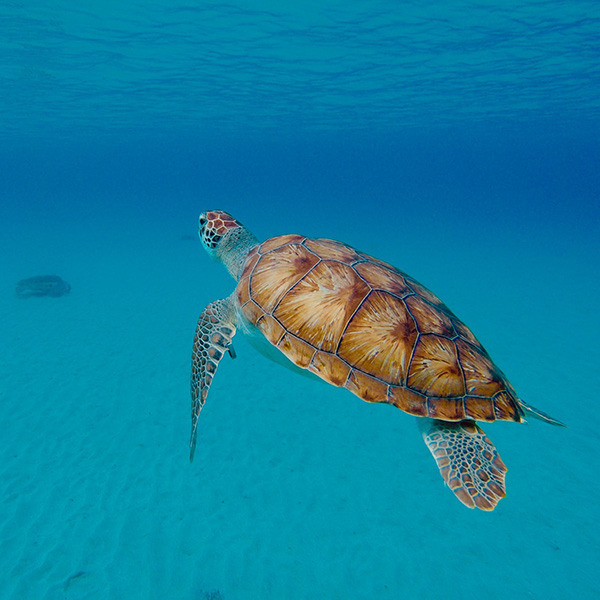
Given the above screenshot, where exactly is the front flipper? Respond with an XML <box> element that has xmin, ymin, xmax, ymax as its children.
<box><xmin>190</xmin><ymin>296</ymin><xmax>237</xmax><ymax>461</ymax></box>
<box><xmin>418</xmin><ymin>418</ymin><xmax>507</xmax><ymax>511</ymax></box>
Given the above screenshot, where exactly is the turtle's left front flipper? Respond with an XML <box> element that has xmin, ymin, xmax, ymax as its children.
<box><xmin>418</xmin><ymin>418</ymin><xmax>507</xmax><ymax>511</ymax></box>
<box><xmin>190</xmin><ymin>296</ymin><xmax>237</xmax><ymax>461</ymax></box>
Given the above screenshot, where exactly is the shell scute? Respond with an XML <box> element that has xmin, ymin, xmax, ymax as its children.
<box><xmin>465</xmin><ymin>396</ymin><xmax>496</xmax><ymax>421</ymax></box>
<box><xmin>250</xmin><ymin>243</ymin><xmax>319</xmax><ymax>312</ymax></box>
<box><xmin>405</xmin><ymin>275</ymin><xmax>448</xmax><ymax>309</ymax></box>
<box><xmin>304</xmin><ymin>238</ymin><xmax>362</xmax><ymax>263</ymax></box>
<box><xmin>309</xmin><ymin>351</ymin><xmax>351</xmax><ymax>387</ymax></box>
<box><xmin>404</xmin><ymin>294</ymin><xmax>455</xmax><ymax>337</ymax></box>
<box><xmin>454</xmin><ymin>319</ymin><xmax>482</xmax><ymax>347</ymax></box>
<box><xmin>337</xmin><ymin>290</ymin><xmax>417</xmax><ymax>386</ymax></box>
<box><xmin>493</xmin><ymin>391</ymin><xmax>522</xmax><ymax>421</ymax></box>
<box><xmin>278</xmin><ymin>333</ymin><xmax>316</xmax><ymax>368</ymax></box>
<box><xmin>345</xmin><ymin>369</ymin><xmax>388</xmax><ymax>404</ymax></box>
<box><xmin>260</xmin><ymin>234</ymin><xmax>306</xmax><ymax>254</ymax></box>
<box><xmin>456</xmin><ymin>339</ymin><xmax>504</xmax><ymax>397</ymax></box>
<box><xmin>426</xmin><ymin>397</ymin><xmax>466</xmax><ymax>420</ymax></box>
<box><xmin>388</xmin><ymin>386</ymin><xmax>428</xmax><ymax>416</ymax></box>
<box><xmin>256</xmin><ymin>315</ymin><xmax>285</xmax><ymax>345</ymax></box>
<box><xmin>353</xmin><ymin>261</ymin><xmax>412</xmax><ymax>296</ymax></box>
<box><xmin>273</xmin><ymin>260</ymin><xmax>369</xmax><ymax>353</ymax></box>
<box><xmin>407</xmin><ymin>335</ymin><xmax>466</xmax><ymax>397</ymax></box>
<box><xmin>237</xmin><ymin>271</ymin><xmax>252</xmax><ymax>307</ymax></box>
<box><xmin>240</xmin><ymin>247</ymin><xmax>260</xmax><ymax>279</ymax></box>
<box><xmin>240</xmin><ymin>300</ymin><xmax>263</xmax><ymax>325</ymax></box>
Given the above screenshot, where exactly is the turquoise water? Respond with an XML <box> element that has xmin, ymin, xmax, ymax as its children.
<box><xmin>1</xmin><ymin>2</ymin><xmax>599</xmax><ymax>599</ymax></box>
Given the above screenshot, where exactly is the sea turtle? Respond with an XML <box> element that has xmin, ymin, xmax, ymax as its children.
<box><xmin>190</xmin><ymin>210</ymin><xmax>564</xmax><ymax>510</ymax></box>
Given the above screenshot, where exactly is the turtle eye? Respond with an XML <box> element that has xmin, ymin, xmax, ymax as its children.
<box><xmin>204</xmin><ymin>233</ymin><xmax>221</xmax><ymax>248</ymax></box>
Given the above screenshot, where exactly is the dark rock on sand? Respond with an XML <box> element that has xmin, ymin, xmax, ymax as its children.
<box><xmin>16</xmin><ymin>275</ymin><xmax>71</xmax><ymax>298</ymax></box>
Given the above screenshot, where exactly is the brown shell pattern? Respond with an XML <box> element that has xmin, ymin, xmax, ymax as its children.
<box><xmin>237</xmin><ymin>236</ymin><xmax>523</xmax><ymax>423</ymax></box>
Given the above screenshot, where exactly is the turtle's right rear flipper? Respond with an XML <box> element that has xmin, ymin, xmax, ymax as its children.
<box><xmin>190</xmin><ymin>296</ymin><xmax>237</xmax><ymax>461</ymax></box>
<box><xmin>418</xmin><ymin>418</ymin><xmax>507</xmax><ymax>511</ymax></box>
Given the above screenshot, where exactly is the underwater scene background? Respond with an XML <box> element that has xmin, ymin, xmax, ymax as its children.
<box><xmin>0</xmin><ymin>1</ymin><xmax>599</xmax><ymax>599</ymax></box>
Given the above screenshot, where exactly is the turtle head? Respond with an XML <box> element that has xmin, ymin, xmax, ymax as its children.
<box><xmin>198</xmin><ymin>210</ymin><xmax>243</xmax><ymax>255</ymax></box>
<box><xmin>198</xmin><ymin>210</ymin><xmax>258</xmax><ymax>280</ymax></box>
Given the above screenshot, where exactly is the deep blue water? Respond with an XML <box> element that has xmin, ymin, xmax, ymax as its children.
<box><xmin>2</xmin><ymin>1</ymin><xmax>599</xmax><ymax>232</ymax></box>
<box><xmin>1</xmin><ymin>2</ymin><xmax>599</xmax><ymax>599</ymax></box>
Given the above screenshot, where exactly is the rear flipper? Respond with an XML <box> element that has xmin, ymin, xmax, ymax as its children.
<box><xmin>519</xmin><ymin>399</ymin><xmax>566</xmax><ymax>427</ymax></box>
<box><xmin>418</xmin><ymin>418</ymin><xmax>507</xmax><ymax>511</ymax></box>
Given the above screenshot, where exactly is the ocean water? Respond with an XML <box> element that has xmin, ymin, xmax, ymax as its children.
<box><xmin>1</xmin><ymin>1</ymin><xmax>599</xmax><ymax>599</ymax></box>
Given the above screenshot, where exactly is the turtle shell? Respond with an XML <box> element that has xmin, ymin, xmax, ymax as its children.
<box><xmin>236</xmin><ymin>235</ymin><xmax>524</xmax><ymax>423</ymax></box>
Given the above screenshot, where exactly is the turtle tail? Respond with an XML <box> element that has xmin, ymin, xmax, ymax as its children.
<box><xmin>519</xmin><ymin>399</ymin><xmax>566</xmax><ymax>427</ymax></box>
